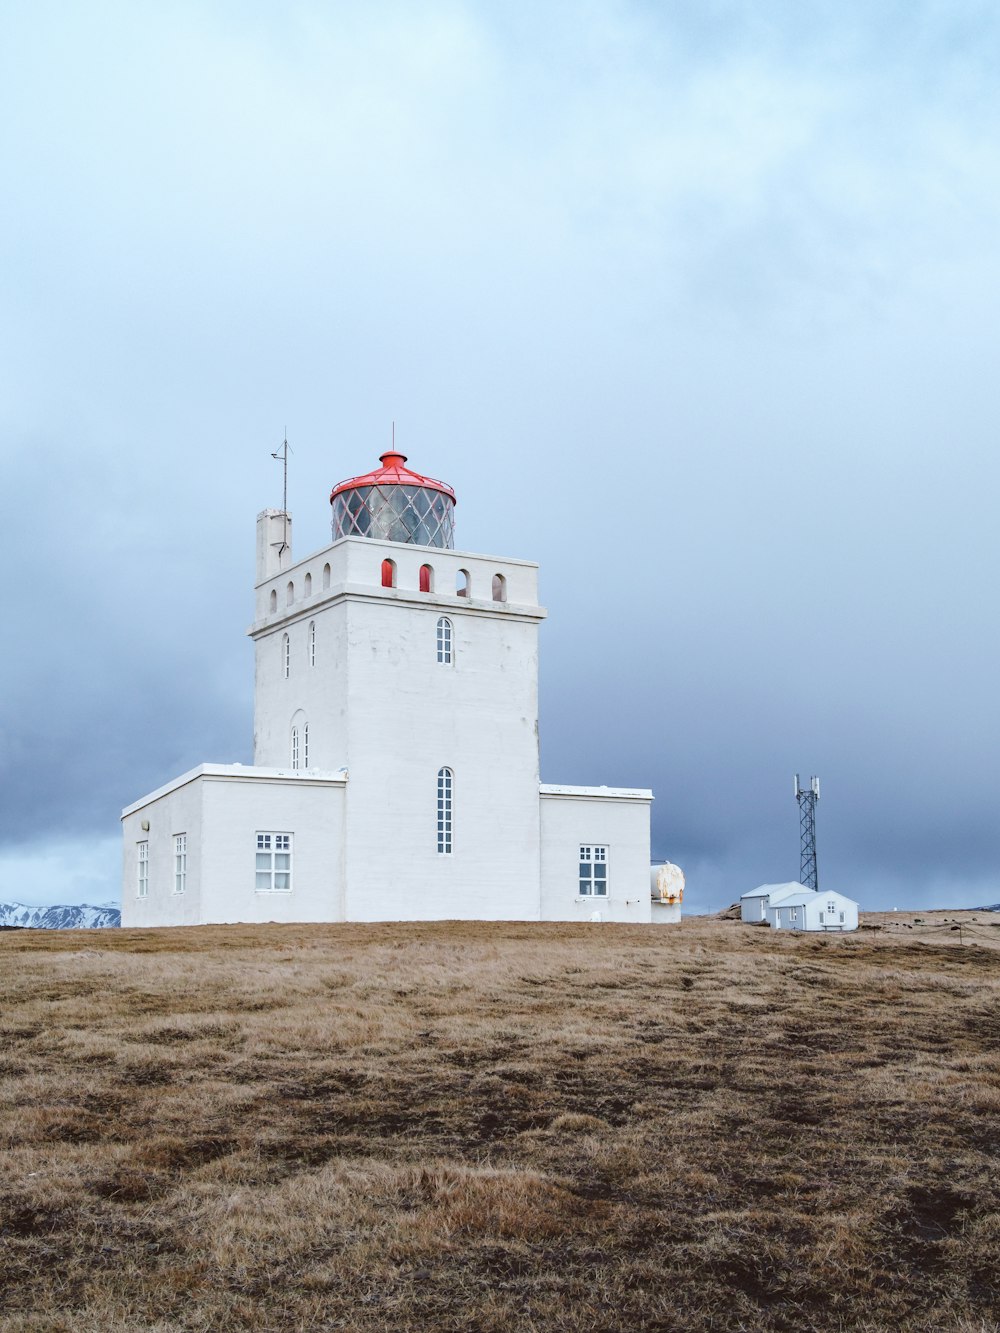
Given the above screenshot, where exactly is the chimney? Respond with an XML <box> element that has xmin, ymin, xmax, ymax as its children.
<box><xmin>256</xmin><ymin>509</ymin><xmax>293</xmax><ymax>584</ymax></box>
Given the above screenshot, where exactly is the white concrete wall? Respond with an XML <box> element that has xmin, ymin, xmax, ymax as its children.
<box><xmin>121</xmin><ymin>771</ymin><xmax>204</xmax><ymax>927</ymax></box>
<box><xmin>121</xmin><ymin>766</ymin><xmax>347</xmax><ymax>926</ymax></box>
<box><xmin>198</xmin><ymin>773</ymin><xmax>346</xmax><ymax>924</ymax></box>
<box><xmin>539</xmin><ymin>789</ymin><xmax>652</xmax><ymax>923</ymax></box>
<box><xmin>341</xmin><ymin>595</ymin><xmax>543</xmax><ymax>919</ymax></box>
<box><xmin>251</xmin><ymin>534</ymin><xmax>541</xmax><ymax>631</ymax></box>
<box><xmin>250</xmin><ymin>535</ymin><xmax>546</xmax><ymax>778</ymax></box>
<box><xmin>252</xmin><ymin>597</ymin><xmax>352</xmax><ymax>774</ymax></box>
<box><xmin>651</xmin><ymin>900</ymin><xmax>681</xmax><ymax>925</ymax></box>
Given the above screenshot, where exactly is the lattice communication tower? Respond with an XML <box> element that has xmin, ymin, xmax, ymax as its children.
<box><xmin>794</xmin><ymin>774</ymin><xmax>820</xmax><ymax>890</ymax></box>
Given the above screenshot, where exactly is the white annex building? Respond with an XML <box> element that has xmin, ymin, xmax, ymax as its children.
<box><xmin>122</xmin><ymin>448</ymin><xmax>655</xmax><ymax>925</ymax></box>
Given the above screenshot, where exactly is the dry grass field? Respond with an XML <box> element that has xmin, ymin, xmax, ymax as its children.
<box><xmin>2</xmin><ymin>913</ymin><xmax>1000</xmax><ymax>1332</ymax></box>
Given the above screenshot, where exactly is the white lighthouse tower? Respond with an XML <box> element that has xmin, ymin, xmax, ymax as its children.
<box><xmin>121</xmin><ymin>445</ymin><xmax>653</xmax><ymax>925</ymax></box>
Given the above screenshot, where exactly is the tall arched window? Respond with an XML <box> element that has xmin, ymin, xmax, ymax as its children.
<box><xmin>291</xmin><ymin>726</ymin><xmax>300</xmax><ymax>769</ymax></box>
<box><xmin>437</xmin><ymin>767</ymin><xmax>453</xmax><ymax>854</ymax></box>
<box><xmin>457</xmin><ymin>569</ymin><xmax>470</xmax><ymax>598</ymax></box>
<box><xmin>492</xmin><ymin>573</ymin><xmax>507</xmax><ymax>603</ymax></box>
<box><xmin>281</xmin><ymin>633</ymin><xmax>290</xmax><ymax>679</ymax></box>
<box><xmin>381</xmin><ymin>558</ymin><xmax>396</xmax><ymax>588</ymax></box>
<box><xmin>309</xmin><ymin>621</ymin><xmax>316</xmax><ymax>666</ymax></box>
<box><xmin>419</xmin><ymin>564</ymin><xmax>433</xmax><ymax>593</ymax></box>
<box><xmin>323</xmin><ymin>563</ymin><xmax>331</xmax><ymax>590</ymax></box>
<box><xmin>304</xmin><ymin>572</ymin><xmax>312</xmax><ymax>596</ymax></box>
<box><xmin>436</xmin><ymin>616</ymin><xmax>453</xmax><ymax>665</ymax></box>
<box><xmin>286</xmin><ymin>581</ymin><xmax>294</xmax><ymax>606</ymax></box>
<box><xmin>269</xmin><ymin>589</ymin><xmax>277</xmax><ymax>613</ymax></box>
<box><xmin>303</xmin><ymin>722</ymin><xmax>309</xmax><ymax>768</ymax></box>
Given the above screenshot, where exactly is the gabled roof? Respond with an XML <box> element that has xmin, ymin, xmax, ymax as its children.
<box><xmin>771</xmin><ymin>891</ymin><xmax>818</xmax><ymax>908</ymax></box>
<box><xmin>741</xmin><ymin>882</ymin><xmax>808</xmax><ymax>901</ymax></box>
<box><xmin>814</xmin><ymin>890</ymin><xmax>858</xmax><ymax>907</ymax></box>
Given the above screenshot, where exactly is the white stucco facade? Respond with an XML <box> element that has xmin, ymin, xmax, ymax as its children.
<box><xmin>122</xmin><ymin>458</ymin><xmax>656</xmax><ymax>925</ymax></box>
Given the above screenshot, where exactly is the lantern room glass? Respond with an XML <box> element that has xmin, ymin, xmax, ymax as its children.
<box><xmin>331</xmin><ymin>483</ymin><xmax>456</xmax><ymax>548</ymax></box>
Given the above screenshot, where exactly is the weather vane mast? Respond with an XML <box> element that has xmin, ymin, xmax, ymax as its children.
<box><xmin>271</xmin><ymin>429</ymin><xmax>292</xmax><ymax>555</ymax></box>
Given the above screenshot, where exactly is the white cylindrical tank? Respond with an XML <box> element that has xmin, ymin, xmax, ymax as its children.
<box><xmin>650</xmin><ymin>862</ymin><xmax>685</xmax><ymax>905</ymax></box>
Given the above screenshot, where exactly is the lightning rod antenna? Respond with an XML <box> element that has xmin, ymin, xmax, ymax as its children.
<box><xmin>270</xmin><ymin>430</ymin><xmax>293</xmax><ymax>556</ymax></box>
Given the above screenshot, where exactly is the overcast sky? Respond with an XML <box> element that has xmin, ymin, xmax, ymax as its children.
<box><xmin>2</xmin><ymin>1</ymin><xmax>999</xmax><ymax>913</ymax></box>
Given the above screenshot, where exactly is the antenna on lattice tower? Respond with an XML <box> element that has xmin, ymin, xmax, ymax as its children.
<box><xmin>270</xmin><ymin>429</ymin><xmax>293</xmax><ymax>555</ymax></box>
<box><xmin>794</xmin><ymin>773</ymin><xmax>820</xmax><ymax>890</ymax></box>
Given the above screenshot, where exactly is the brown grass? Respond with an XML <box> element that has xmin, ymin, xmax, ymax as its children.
<box><xmin>1</xmin><ymin>913</ymin><xmax>999</xmax><ymax>1331</ymax></box>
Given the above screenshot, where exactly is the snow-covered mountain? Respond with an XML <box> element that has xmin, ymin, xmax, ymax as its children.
<box><xmin>0</xmin><ymin>902</ymin><xmax>121</xmax><ymax>929</ymax></box>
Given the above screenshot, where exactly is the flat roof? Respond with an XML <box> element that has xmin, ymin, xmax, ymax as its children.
<box><xmin>539</xmin><ymin>783</ymin><xmax>653</xmax><ymax>801</ymax></box>
<box><xmin>122</xmin><ymin>763</ymin><xmax>349</xmax><ymax>819</ymax></box>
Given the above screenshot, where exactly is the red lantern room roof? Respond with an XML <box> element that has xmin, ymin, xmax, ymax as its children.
<box><xmin>329</xmin><ymin>452</ymin><xmax>456</xmax><ymax>505</ymax></box>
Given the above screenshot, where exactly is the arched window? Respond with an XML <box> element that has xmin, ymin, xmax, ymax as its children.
<box><xmin>269</xmin><ymin>589</ymin><xmax>277</xmax><ymax>613</ymax></box>
<box><xmin>457</xmin><ymin>569</ymin><xmax>470</xmax><ymax>598</ymax></box>
<box><xmin>437</xmin><ymin>767</ymin><xmax>453</xmax><ymax>854</ymax></box>
<box><xmin>309</xmin><ymin>621</ymin><xmax>316</xmax><ymax>666</ymax></box>
<box><xmin>381</xmin><ymin>558</ymin><xmax>396</xmax><ymax>589</ymax></box>
<box><xmin>282</xmin><ymin>633</ymin><xmax>290</xmax><ymax>679</ymax></box>
<box><xmin>303</xmin><ymin>722</ymin><xmax>309</xmax><ymax>768</ymax></box>
<box><xmin>492</xmin><ymin>573</ymin><xmax>507</xmax><ymax>603</ymax></box>
<box><xmin>323</xmin><ymin>563</ymin><xmax>331</xmax><ymax>590</ymax></box>
<box><xmin>436</xmin><ymin>616</ymin><xmax>453</xmax><ymax>665</ymax></box>
<box><xmin>286</xmin><ymin>581</ymin><xmax>294</xmax><ymax>606</ymax></box>
<box><xmin>304</xmin><ymin>572</ymin><xmax>312</xmax><ymax>596</ymax></box>
<box><xmin>291</xmin><ymin>726</ymin><xmax>300</xmax><ymax>769</ymax></box>
<box><xmin>419</xmin><ymin>564</ymin><xmax>433</xmax><ymax>593</ymax></box>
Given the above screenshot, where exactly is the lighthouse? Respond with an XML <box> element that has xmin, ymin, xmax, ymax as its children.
<box><xmin>121</xmin><ymin>444</ymin><xmax>654</xmax><ymax>925</ymax></box>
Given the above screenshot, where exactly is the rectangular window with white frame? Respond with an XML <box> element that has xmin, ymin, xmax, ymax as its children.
<box><xmin>137</xmin><ymin>841</ymin><xmax>148</xmax><ymax>898</ymax></box>
<box><xmin>578</xmin><ymin>845</ymin><xmax>608</xmax><ymax>896</ymax></box>
<box><xmin>256</xmin><ymin>832</ymin><xmax>292</xmax><ymax>892</ymax></box>
<box><xmin>173</xmin><ymin>834</ymin><xmax>187</xmax><ymax>894</ymax></box>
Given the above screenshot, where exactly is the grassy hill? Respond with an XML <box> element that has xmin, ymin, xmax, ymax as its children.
<box><xmin>2</xmin><ymin>914</ymin><xmax>999</xmax><ymax>1331</ymax></box>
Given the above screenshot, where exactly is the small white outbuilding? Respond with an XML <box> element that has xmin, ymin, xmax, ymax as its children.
<box><xmin>769</xmin><ymin>888</ymin><xmax>858</xmax><ymax>932</ymax></box>
<box><xmin>740</xmin><ymin>882</ymin><xmax>804</xmax><ymax>923</ymax></box>
<box><xmin>741</xmin><ymin>883</ymin><xmax>859</xmax><ymax>932</ymax></box>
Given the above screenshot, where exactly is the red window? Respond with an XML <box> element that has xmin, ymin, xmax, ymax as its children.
<box><xmin>381</xmin><ymin>559</ymin><xmax>395</xmax><ymax>588</ymax></box>
<box><xmin>419</xmin><ymin>564</ymin><xmax>432</xmax><ymax>593</ymax></box>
